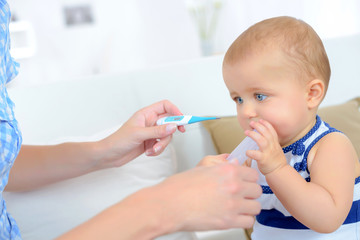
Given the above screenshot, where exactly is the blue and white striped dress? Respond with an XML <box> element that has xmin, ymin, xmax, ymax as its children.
<box><xmin>0</xmin><ymin>1</ymin><xmax>23</xmax><ymax>239</ymax></box>
<box><xmin>251</xmin><ymin>115</ymin><xmax>360</xmax><ymax>240</ymax></box>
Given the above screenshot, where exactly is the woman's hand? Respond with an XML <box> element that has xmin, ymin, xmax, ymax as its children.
<box><xmin>58</xmin><ymin>161</ymin><xmax>262</xmax><ymax>240</ymax></box>
<box><xmin>196</xmin><ymin>154</ymin><xmax>229</xmax><ymax>167</ymax></box>
<box><xmin>155</xmin><ymin>161</ymin><xmax>262</xmax><ymax>232</ymax></box>
<box><xmin>98</xmin><ymin>100</ymin><xmax>185</xmax><ymax>168</ymax></box>
<box><xmin>6</xmin><ymin>100</ymin><xmax>184</xmax><ymax>191</ymax></box>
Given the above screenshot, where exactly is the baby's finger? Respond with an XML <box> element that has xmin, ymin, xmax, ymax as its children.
<box><xmin>250</xmin><ymin>120</ymin><xmax>275</xmax><ymax>142</ymax></box>
<box><xmin>247</xmin><ymin>122</ymin><xmax>274</xmax><ymax>150</ymax></box>
<box><xmin>246</xmin><ymin>149</ymin><xmax>261</xmax><ymax>161</ymax></box>
<box><xmin>250</xmin><ymin>120</ymin><xmax>267</xmax><ymax>135</ymax></box>
<box><xmin>245</xmin><ymin>129</ymin><xmax>264</xmax><ymax>148</ymax></box>
<box><xmin>259</xmin><ymin>119</ymin><xmax>278</xmax><ymax>138</ymax></box>
<box><xmin>245</xmin><ymin>128</ymin><xmax>259</xmax><ymax>140</ymax></box>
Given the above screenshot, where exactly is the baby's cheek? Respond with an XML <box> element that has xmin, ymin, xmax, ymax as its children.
<box><xmin>260</xmin><ymin>117</ymin><xmax>281</xmax><ymax>134</ymax></box>
<box><xmin>236</xmin><ymin>116</ymin><xmax>249</xmax><ymax>130</ymax></box>
<box><xmin>271</xmin><ymin>122</ymin><xmax>291</xmax><ymax>144</ymax></box>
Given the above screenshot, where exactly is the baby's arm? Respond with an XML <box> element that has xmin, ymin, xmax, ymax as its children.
<box><xmin>246</xmin><ymin>119</ymin><xmax>358</xmax><ymax>233</ymax></box>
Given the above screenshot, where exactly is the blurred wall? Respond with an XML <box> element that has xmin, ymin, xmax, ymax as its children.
<box><xmin>7</xmin><ymin>0</ymin><xmax>360</xmax><ymax>88</ymax></box>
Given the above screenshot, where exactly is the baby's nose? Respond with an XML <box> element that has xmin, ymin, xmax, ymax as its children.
<box><xmin>241</xmin><ymin>103</ymin><xmax>257</xmax><ymax>118</ymax></box>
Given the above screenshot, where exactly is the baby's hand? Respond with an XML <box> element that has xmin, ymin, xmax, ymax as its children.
<box><xmin>245</xmin><ymin>119</ymin><xmax>286</xmax><ymax>175</ymax></box>
<box><xmin>197</xmin><ymin>154</ymin><xmax>229</xmax><ymax>167</ymax></box>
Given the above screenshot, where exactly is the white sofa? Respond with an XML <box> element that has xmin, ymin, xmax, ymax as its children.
<box><xmin>4</xmin><ymin>33</ymin><xmax>360</xmax><ymax>240</ymax></box>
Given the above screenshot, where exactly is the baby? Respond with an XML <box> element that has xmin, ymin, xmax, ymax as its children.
<box><xmin>200</xmin><ymin>16</ymin><xmax>360</xmax><ymax>239</ymax></box>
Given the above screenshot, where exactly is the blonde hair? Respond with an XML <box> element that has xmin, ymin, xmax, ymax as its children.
<box><xmin>224</xmin><ymin>16</ymin><xmax>331</xmax><ymax>91</ymax></box>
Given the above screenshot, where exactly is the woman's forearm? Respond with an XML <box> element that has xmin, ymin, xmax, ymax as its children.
<box><xmin>57</xmin><ymin>163</ymin><xmax>262</xmax><ymax>239</ymax></box>
<box><xmin>6</xmin><ymin>143</ymin><xmax>105</xmax><ymax>191</ymax></box>
<box><xmin>56</xmin><ymin>186</ymin><xmax>173</xmax><ymax>240</ymax></box>
<box><xmin>5</xmin><ymin>101</ymin><xmax>185</xmax><ymax>192</ymax></box>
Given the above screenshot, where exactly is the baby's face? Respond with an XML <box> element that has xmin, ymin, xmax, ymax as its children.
<box><xmin>223</xmin><ymin>49</ymin><xmax>311</xmax><ymax>146</ymax></box>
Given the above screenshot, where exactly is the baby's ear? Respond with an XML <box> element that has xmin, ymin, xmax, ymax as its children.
<box><xmin>306</xmin><ymin>79</ymin><xmax>325</xmax><ymax>109</ymax></box>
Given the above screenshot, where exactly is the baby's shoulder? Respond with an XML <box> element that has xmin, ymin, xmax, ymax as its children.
<box><xmin>307</xmin><ymin>131</ymin><xmax>355</xmax><ymax>169</ymax></box>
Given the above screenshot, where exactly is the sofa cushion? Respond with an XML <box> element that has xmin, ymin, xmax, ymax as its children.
<box><xmin>318</xmin><ymin>97</ymin><xmax>360</xmax><ymax>156</ymax></box>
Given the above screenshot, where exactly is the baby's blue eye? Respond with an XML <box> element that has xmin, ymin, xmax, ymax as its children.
<box><xmin>255</xmin><ymin>94</ymin><xmax>267</xmax><ymax>101</ymax></box>
<box><xmin>235</xmin><ymin>97</ymin><xmax>243</xmax><ymax>104</ymax></box>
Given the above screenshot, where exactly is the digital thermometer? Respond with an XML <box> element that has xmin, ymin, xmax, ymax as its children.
<box><xmin>156</xmin><ymin>115</ymin><xmax>219</xmax><ymax>126</ymax></box>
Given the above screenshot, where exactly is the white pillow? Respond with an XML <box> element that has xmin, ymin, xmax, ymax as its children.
<box><xmin>4</xmin><ymin>126</ymin><xmax>196</xmax><ymax>240</ymax></box>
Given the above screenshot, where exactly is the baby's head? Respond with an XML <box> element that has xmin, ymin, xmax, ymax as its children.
<box><xmin>222</xmin><ymin>16</ymin><xmax>331</xmax><ymax>146</ymax></box>
<box><xmin>224</xmin><ymin>16</ymin><xmax>330</xmax><ymax>93</ymax></box>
